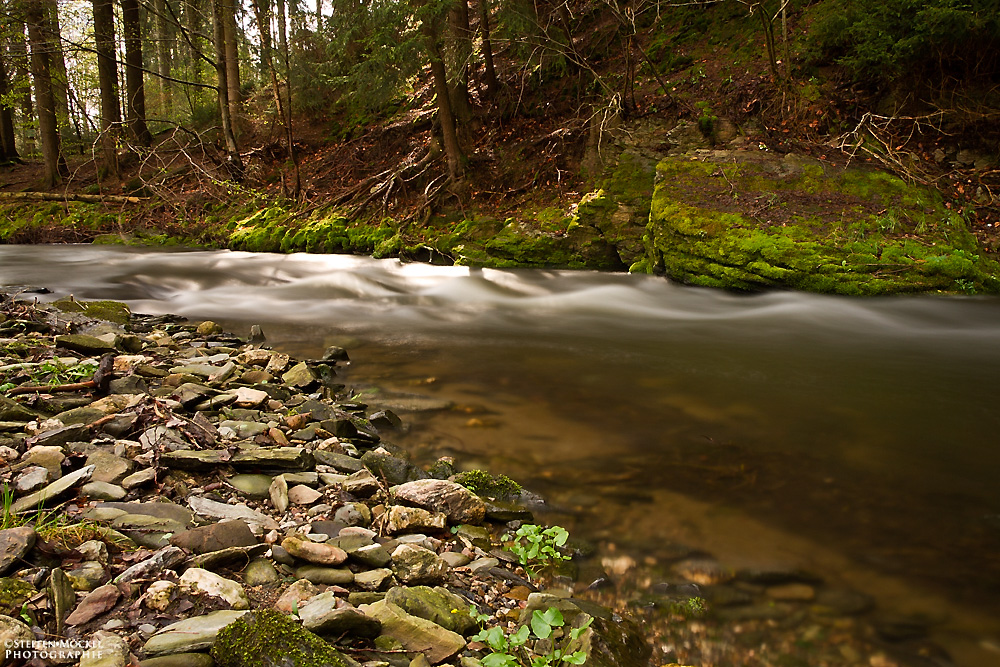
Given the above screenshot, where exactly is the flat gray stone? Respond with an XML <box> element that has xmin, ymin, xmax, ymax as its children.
<box><xmin>300</xmin><ymin>592</ymin><xmax>382</xmax><ymax>638</ymax></box>
<box><xmin>143</xmin><ymin>610</ymin><xmax>249</xmax><ymax>656</ymax></box>
<box><xmin>0</xmin><ymin>526</ymin><xmax>36</xmax><ymax>576</ymax></box>
<box><xmin>294</xmin><ymin>566</ymin><xmax>354</xmax><ymax>585</ymax></box>
<box><xmin>359</xmin><ymin>599</ymin><xmax>465</xmax><ymax>664</ymax></box>
<box><xmin>12</xmin><ymin>464</ymin><xmax>95</xmax><ymax>513</ymax></box>
<box><xmin>188</xmin><ymin>496</ymin><xmax>278</xmax><ymax>534</ymax></box>
<box><xmin>86</xmin><ymin>450</ymin><xmax>134</xmax><ymax>484</ymax></box>
<box><xmin>82</xmin><ymin>481</ymin><xmax>127</xmax><ymax>501</ymax></box>
<box><xmin>230</xmin><ymin>447</ymin><xmax>313</xmax><ymax>471</ymax></box>
<box><xmin>170</xmin><ymin>520</ymin><xmax>258</xmax><ymax>554</ymax></box>
<box><xmin>228</xmin><ymin>474</ymin><xmax>273</xmax><ymax>498</ymax></box>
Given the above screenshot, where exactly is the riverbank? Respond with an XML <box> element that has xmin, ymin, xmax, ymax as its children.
<box><xmin>0</xmin><ymin>291</ymin><xmax>652</xmax><ymax>667</ymax></box>
<box><xmin>3</xmin><ymin>122</ymin><xmax>999</xmax><ymax>296</ymax></box>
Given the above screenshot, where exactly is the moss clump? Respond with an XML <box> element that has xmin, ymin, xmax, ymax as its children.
<box><xmin>0</xmin><ymin>578</ymin><xmax>36</xmax><ymax>616</ymax></box>
<box><xmin>51</xmin><ymin>297</ymin><xmax>131</xmax><ymax>324</ymax></box>
<box><xmin>211</xmin><ymin>609</ymin><xmax>346</xmax><ymax>667</ymax></box>
<box><xmin>455</xmin><ymin>469</ymin><xmax>523</xmax><ymax>500</ymax></box>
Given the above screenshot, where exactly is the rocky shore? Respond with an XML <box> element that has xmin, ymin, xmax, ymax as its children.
<box><xmin>0</xmin><ymin>290</ymin><xmax>650</xmax><ymax>667</ymax></box>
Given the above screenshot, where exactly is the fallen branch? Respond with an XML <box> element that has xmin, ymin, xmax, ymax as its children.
<box><xmin>0</xmin><ymin>192</ymin><xmax>149</xmax><ymax>204</ymax></box>
<box><xmin>6</xmin><ymin>380</ymin><xmax>95</xmax><ymax>396</ymax></box>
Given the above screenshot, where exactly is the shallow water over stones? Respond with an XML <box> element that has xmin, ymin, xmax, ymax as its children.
<box><xmin>3</xmin><ymin>245</ymin><xmax>1000</xmax><ymax>664</ymax></box>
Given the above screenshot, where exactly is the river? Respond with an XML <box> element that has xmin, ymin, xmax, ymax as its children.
<box><xmin>2</xmin><ymin>245</ymin><xmax>999</xmax><ymax>664</ymax></box>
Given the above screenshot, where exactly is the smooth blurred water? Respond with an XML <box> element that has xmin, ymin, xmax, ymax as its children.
<box><xmin>3</xmin><ymin>244</ymin><xmax>1000</xmax><ymax>660</ymax></box>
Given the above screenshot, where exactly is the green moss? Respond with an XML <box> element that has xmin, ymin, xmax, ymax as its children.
<box><xmin>454</xmin><ymin>469</ymin><xmax>523</xmax><ymax>500</ymax></box>
<box><xmin>51</xmin><ymin>297</ymin><xmax>131</xmax><ymax>324</ymax></box>
<box><xmin>211</xmin><ymin>609</ymin><xmax>346</xmax><ymax>667</ymax></box>
<box><xmin>0</xmin><ymin>578</ymin><xmax>35</xmax><ymax>616</ymax></box>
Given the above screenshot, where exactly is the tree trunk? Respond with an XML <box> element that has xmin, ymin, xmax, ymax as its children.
<box><xmin>43</xmin><ymin>0</ymin><xmax>71</xmax><ymax>146</ymax></box>
<box><xmin>25</xmin><ymin>2</ymin><xmax>66</xmax><ymax>187</ymax></box>
<box><xmin>221</xmin><ymin>0</ymin><xmax>241</xmax><ymax>117</ymax></box>
<box><xmin>276</xmin><ymin>0</ymin><xmax>288</xmax><ymax>72</ymax></box>
<box><xmin>93</xmin><ymin>0</ymin><xmax>121</xmax><ymax>176</ymax></box>
<box><xmin>154</xmin><ymin>0</ymin><xmax>174</xmax><ymax>115</ymax></box>
<box><xmin>252</xmin><ymin>0</ymin><xmax>300</xmax><ymax>197</ymax></box>
<box><xmin>0</xmin><ymin>47</ymin><xmax>19</xmax><ymax>160</ymax></box>
<box><xmin>122</xmin><ymin>0</ymin><xmax>153</xmax><ymax>145</ymax></box>
<box><xmin>423</xmin><ymin>20</ymin><xmax>464</xmax><ymax>182</ymax></box>
<box><xmin>447</xmin><ymin>0</ymin><xmax>472</xmax><ymax>124</ymax></box>
<box><xmin>212</xmin><ymin>0</ymin><xmax>244</xmax><ymax>177</ymax></box>
<box><xmin>479</xmin><ymin>0</ymin><xmax>498</xmax><ymax>99</ymax></box>
<box><xmin>8</xmin><ymin>23</ymin><xmax>35</xmax><ymax>154</ymax></box>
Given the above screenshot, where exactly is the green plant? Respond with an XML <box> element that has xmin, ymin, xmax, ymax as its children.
<box><xmin>471</xmin><ymin>606</ymin><xmax>593</xmax><ymax>667</ymax></box>
<box><xmin>669</xmin><ymin>596</ymin><xmax>708</xmax><ymax>618</ymax></box>
<box><xmin>31</xmin><ymin>359</ymin><xmax>97</xmax><ymax>386</ymax></box>
<box><xmin>506</xmin><ymin>524</ymin><xmax>571</xmax><ymax>577</ymax></box>
<box><xmin>955</xmin><ymin>278</ymin><xmax>978</xmax><ymax>295</ymax></box>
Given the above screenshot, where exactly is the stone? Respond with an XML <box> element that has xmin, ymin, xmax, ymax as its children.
<box><xmin>197</xmin><ymin>321</ymin><xmax>224</xmax><ymax>335</ymax></box>
<box><xmin>359</xmin><ymin>599</ymin><xmax>466</xmax><ymax>664</ymax></box>
<box><xmin>229</xmin><ymin>474</ymin><xmax>274</xmax><ymax>498</ymax></box>
<box><xmin>26</xmin><ymin>423</ymin><xmax>89</xmax><ymax>447</ymax></box>
<box><xmin>20</xmin><ymin>445</ymin><xmax>65</xmax><ymax>478</ymax></box>
<box><xmin>294</xmin><ymin>566</ymin><xmax>354</xmax><ymax>585</ymax></box>
<box><xmin>351</xmin><ymin>543</ymin><xmax>392</xmax><ymax>569</ymax></box>
<box><xmin>179</xmin><ymin>568</ymin><xmax>251</xmax><ymax>609</ymax></box>
<box><xmin>361</xmin><ymin>450</ymin><xmax>422</xmax><ymax>486</ymax></box>
<box><xmin>14</xmin><ymin>465</ymin><xmax>50</xmax><ymax>493</ymax></box>
<box><xmin>76</xmin><ymin>540</ymin><xmax>110</xmax><ymax>564</ymax></box>
<box><xmin>139</xmin><ymin>654</ymin><xmax>216</xmax><ymax>667</ymax></box>
<box><xmin>11</xmin><ymin>464</ymin><xmax>95</xmax><ymax>513</ymax></box>
<box><xmin>188</xmin><ymin>496</ymin><xmax>279</xmax><ymax>534</ymax></box>
<box><xmin>242</xmin><ymin>558</ymin><xmax>281</xmax><ymax>586</ymax></box>
<box><xmin>145</xmin><ymin>581</ymin><xmax>179</xmax><ymax>611</ymax></box>
<box><xmin>49</xmin><ymin>567</ymin><xmax>76</xmax><ymax>634</ymax></box>
<box><xmin>288</xmin><ymin>485</ymin><xmax>322</xmax><ymax>505</ymax></box>
<box><xmin>369</xmin><ymin>410</ymin><xmax>401</xmax><ymax>431</ymax></box>
<box><xmin>231</xmin><ymin>447</ymin><xmax>313</xmax><ymax>471</ymax></box>
<box><xmin>274</xmin><ymin>579</ymin><xmax>320</xmax><ymax>613</ymax></box>
<box><xmin>282</xmin><ymin>362</ymin><xmax>318</xmax><ymax>389</ymax></box>
<box><xmin>385</xmin><ymin>505</ymin><xmax>447</xmax><ymax>535</ymax></box>
<box><xmin>438</xmin><ymin>552</ymin><xmax>471</xmax><ymax>568</ymax></box>
<box><xmin>100</xmin><ymin>500</ymin><xmax>195</xmax><ymax>525</ymax></box>
<box><xmin>313</xmin><ymin>451</ymin><xmax>364</xmax><ymax>473</ymax></box>
<box><xmin>269</xmin><ymin>475</ymin><xmax>289</xmax><ymax>513</ymax></box>
<box><xmin>300</xmin><ymin>593</ymin><xmax>382</xmax><ymax>639</ymax></box>
<box><xmin>55</xmin><ymin>334</ymin><xmax>116</xmax><ymax>355</ymax></box>
<box><xmin>187</xmin><ymin>545</ymin><xmax>269</xmax><ymax>571</ymax></box>
<box><xmin>54</xmin><ymin>406</ymin><xmax>105</xmax><ymax>426</ymax></box>
<box><xmin>0</xmin><ymin>577</ymin><xmax>35</xmax><ymax>616</ymax></box>
<box><xmin>0</xmin><ymin>396</ymin><xmax>40</xmax><ymax>422</ymax></box>
<box><xmin>109</xmin><ymin>375</ymin><xmax>149</xmax><ymax>394</ymax></box>
<box><xmin>68</xmin><ymin>561</ymin><xmax>108</xmax><ymax>590</ymax></box>
<box><xmin>333</xmin><ymin>502</ymin><xmax>371</xmax><ymax>527</ymax></box>
<box><xmin>233</xmin><ymin>387</ymin><xmax>269</xmax><ymax>407</ymax></box>
<box><xmin>81</xmin><ymin>481</ymin><xmax>127</xmax><ymax>500</ymax></box>
<box><xmin>393</xmin><ymin>479</ymin><xmax>486</xmax><ymax>525</ymax></box>
<box><xmin>452</xmin><ymin>525</ymin><xmax>490</xmax><ymax>549</ymax></box>
<box><xmin>170</xmin><ymin>520</ymin><xmax>258</xmax><ymax>554</ymax></box>
<box><xmin>115</xmin><ymin>546</ymin><xmax>187</xmax><ymax>587</ymax></box>
<box><xmin>0</xmin><ymin>526</ymin><xmax>37</xmax><ymax>575</ymax></box>
<box><xmin>211</xmin><ymin>609</ymin><xmax>347</xmax><ymax>667</ymax></box>
<box><xmin>143</xmin><ymin>610</ymin><xmax>249</xmax><ymax>656</ymax></box>
<box><xmin>353</xmin><ymin>568</ymin><xmax>394</xmax><ymax>592</ymax></box>
<box><xmin>65</xmin><ymin>584</ymin><xmax>121</xmax><ymax>625</ymax></box>
<box><xmin>160</xmin><ymin>450</ymin><xmax>231</xmax><ymax>470</ymax></box>
<box><xmin>391</xmin><ymin>544</ymin><xmax>449</xmax><ymax>585</ymax></box>
<box><xmin>0</xmin><ymin>614</ymin><xmax>33</xmax><ymax>654</ymax></box>
<box><xmin>384</xmin><ymin>586</ymin><xmax>478</xmax><ymax>635</ymax></box>
<box><xmin>122</xmin><ymin>468</ymin><xmax>157</xmax><ymax>489</ymax></box>
<box><xmin>281</xmin><ymin>536</ymin><xmax>348</xmax><ymax>566</ymax></box>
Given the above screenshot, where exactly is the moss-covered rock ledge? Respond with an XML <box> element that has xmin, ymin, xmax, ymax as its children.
<box><xmin>637</xmin><ymin>151</ymin><xmax>1000</xmax><ymax>295</ymax></box>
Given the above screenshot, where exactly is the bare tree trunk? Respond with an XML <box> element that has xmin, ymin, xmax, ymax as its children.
<box><xmin>43</xmin><ymin>0</ymin><xmax>71</xmax><ymax>147</ymax></box>
<box><xmin>251</xmin><ymin>0</ymin><xmax>300</xmax><ymax>196</ymax></box>
<box><xmin>479</xmin><ymin>0</ymin><xmax>498</xmax><ymax>99</ymax></box>
<box><xmin>423</xmin><ymin>20</ymin><xmax>464</xmax><ymax>182</ymax></box>
<box><xmin>447</xmin><ymin>0</ymin><xmax>472</xmax><ymax>123</ymax></box>
<box><xmin>26</xmin><ymin>2</ymin><xmax>66</xmax><ymax>187</ymax></box>
<box><xmin>212</xmin><ymin>0</ymin><xmax>244</xmax><ymax>177</ymax></box>
<box><xmin>122</xmin><ymin>0</ymin><xmax>153</xmax><ymax>145</ymax></box>
<box><xmin>93</xmin><ymin>0</ymin><xmax>121</xmax><ymax>176</ymax></box>
<box><xmin>8</xmin><ymin>23</ymin><xmax>35</xmax><ymax>154</ymax></box>
<box><xmin>221</xmin><ymin>0</ymin><xmax>241</xmax><ymax>119</ymax></box>
<box><xmin>0</xmin><ymin>46</ymin><xmax>19</xmax><ymax>160</ymax></box>
<box><xmin>154</xmin><ymin>0</ymin><xmax>174</xmax><ymax>115</ymax></box>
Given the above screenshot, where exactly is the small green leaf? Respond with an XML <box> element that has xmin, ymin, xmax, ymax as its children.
<box><xmin>562</xmin><ymin>651</ymin><xmax>587</xmax><ymax>665</ymax></box>
<box><xmin>510</xmin><ymin>624</ymin><xmax>530</xmax><ymax>646</ymax></box>
<box><xmin>541</xmin><ymin>607</ymin><xmax>564</xmax><ymax>627</ymax></box>
<box><xmin>531</xmin><ymin>610</ymin><xmax>552</xmax><ymax>639</ymax></box>
<box><xmin>482</xmin><ymin>653</ymin><xmax>518</xmax><ymax>667</ymax></box>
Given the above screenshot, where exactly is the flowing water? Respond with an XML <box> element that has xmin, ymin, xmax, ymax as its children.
<box><xmin>3</xmin><ymin>245</ymin><xmax>1000</xmax><ymax>664</ymax></box>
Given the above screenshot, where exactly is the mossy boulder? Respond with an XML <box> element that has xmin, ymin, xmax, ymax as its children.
<box><xmin>211</xmin><ymin>609</ymin><xmax>347</xmax><ymax>667</ymax></box>
<box><xmin>0</xmin><ymin>578</ymin><xmax>36</xmax><ymax>616</ymax></box>
<box><xmin>642</xmin><ymin>152</ymin><xmax>1000</xmax><ymax>295</ymax></box>
<box><xmin>52</xmin><ymin>297</ymin><xmax>131</xmax><ymax>324</ymax></box>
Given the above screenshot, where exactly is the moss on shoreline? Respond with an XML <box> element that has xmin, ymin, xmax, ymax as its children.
<box><xmin>2</xmin><ymin>149</ymin><xmax>997</xmax><ymax>295</ymax></box>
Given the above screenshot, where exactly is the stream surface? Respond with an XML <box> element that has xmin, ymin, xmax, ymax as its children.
<box><xmin>3</xmin><ymin>245</ymin><xmax>1000</xmax><ymax>664</ymax></box>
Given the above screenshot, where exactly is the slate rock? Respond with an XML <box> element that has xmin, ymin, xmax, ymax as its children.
<box><xmin>385</xmin><ymin>505</ymin><xmax>447</xmax><ymax>534</ymax></box>
<box><xmin>294</xmin><ymin>566</ymin><xmax>354</xmax><ymax>585</ymax></box>
<box><xmin>242</xmin><ymin>559</ymin><xmax>281</xmax><ymax>586</ymax></box>
<box><xmin>26</xmin><ymin>423</ymin><xmax>90</xmax><ymax>447</ymax></box>
<box><xmin>0</xmin><ymin>526</ymin><xmax>36</xmax><ymax>576</ymax></box>
<box><xmin>281</xmin><ymin>536</ymin><xmax>348</xmax><ymax>566</ymax></box>
<box><xmin>65</xmin><ymin>584</ymin><xmax>121</xmax><ymax>625</ymax></box>
<box><xmin>341</xmin><ymin>469</ymin><xmax>379</xmax><ymax>497</ymax></box>
<box><xmin>300</xmin><ymin>593</ymin><xmax>382</xmax><ymax>639</ymax></box>
<box><xmin>14</xmin><ymin>466</ymin><xmax>50</xmax><ymax>494</ymax></box>
<box><xmin>333</xmin><ymin>502</ymin><xmax>371</xmax><ymax>527</ymax></box>
<box><xmin>385</xmin><ymin>585</ymin><xmax>478</xmax><ymax>635</ymax></box>
<box><xmin>353</xmin><ymin>568</ymin><xmax>394</xmax><ymax>592</ymax></box>
<box><xmin>361</xmin><ymin>450</ymin><xmax>425</xmax><ymax>486</ymax></box>
<box><xmin>86</xmin><ymin>450</ymin><xmax>134</xmax><ymax>484</ymax></box>
<box><xmin>269</xmin><ymin>475</ymin><xmax>289</xmax><ymax>513</ymax></box>
<box><xmin>393</xmin><ymin>479</ymin><xmax>486</xmax><ymax>525</ymax></box>
<box><xmin>144</xmin><ymin>610</ymin><xmax>249</xmax><ymax>656</ymax></box>
<box><xmin>313</xmin><ymin>451</ymin><xmax>364</xmax><ymax>473</ymax></box>
<box><xmin>170</xmin><ymin>520</ymin><xmax>258</xmax><ymax>554</ymax></box>
<box><xmin>179</xmin><ymin>568</ymin><xmax>250</xmax><ymax>609</ymax></box>
<box><xmin>55</xmin><ymin>334</ymin><xmax>117</xmax><ymax>355</ymax></box>
<box><xmin>274</xmin><ymin>579</ymin><xmax>320</xmax><ymax>613</ymax></box>
<box><xmin>188</xmin><ymin>496</ymin><xmax>278</xmax><ymax>534</ymax></box>
<box><xmin>0</xmin><ymin>614</ymin><xmax>34</xmax><ymax>653</ymax></box>
<box><xmin>0</xmin><ymin>396</ymin><xmax>40</xmax><ymax>422</ymax></box>
<box><xmin>109</xmin><ymin>375</ymin><xmax>149</xmax><ymax>395</ymax></box>
<box><xmin>81</xmin><ymin>481</ymin><xmax>127</xmax><ymax>500</ymax></box>
<box><xmin>160</xmin><ymin>450</ymin><xmax>231</xmax><ymax>470</ymax></box>
<box><xmin>228</xmin><ymin>474</ymin><xmax>273</xmax><ymax>498</ymax></box>
<box><xmin>288</xmin><ymin>484</ymin><xmax>322</xmax><ymax>505</ymax></box>
<box><xmin>122</xmin><ymin>468</ymin><xmax>157</xmax><ymax>490</ymax></box>
<box><xmin>138</xmin><ymin>654</ymin><xmax>216</xmax><ymax>667</ymax></box>
<box><xmin>359</xmin><ymin>599</ymin><xmax>465</xmax><ymax>664</ymax></box>
<box><xmin>12</xmin><ymin>464</ymin><xmax>95</xmax><ymax>513</ymax></box>
<box><xmin>115</xmin><ymin>546</ymin><xmax>187</xmax><ymax>587</ymax></box>
<box><xmin>231</xmin><ymin>447</ymin><xmax>313</xmax><ymax>471</ymax></box>
<box><xmin>391</xmin><ymin>544</ymin><xmax>449</xmax><ymax>585</ymax></box>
